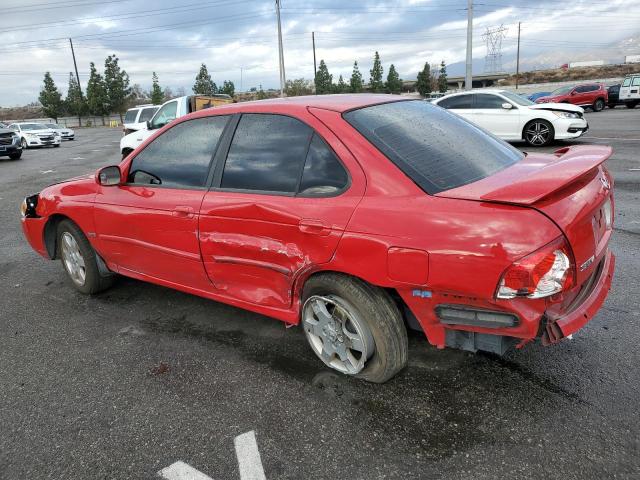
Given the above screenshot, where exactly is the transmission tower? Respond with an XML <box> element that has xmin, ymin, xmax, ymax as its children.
<box><xmin>482</xmin><ymin>24</ymin><xmax>507</xmax><ymax>73</ymax></box>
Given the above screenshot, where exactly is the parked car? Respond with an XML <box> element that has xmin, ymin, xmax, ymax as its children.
<box><xmin>44</xmin><ymin>123</ymin><xmax>75</xmax><ymax>140</ymax></box>
<box><xmin>120</xmin><ymin>94</ymin><xmax>233</xmax><ymax>158</ymax></box>
<box><xmin>8</xmin><ymin>122</ymin><xmax>61</xmax><ymax>148</ymax></box>
<box><xmin>123</xmin><ymin>104</ymin><xmax>160</xmax><ymax>136</ymax></box>
<box><xmin>619</xmin><ymin>74</ymin><xmax>640</xmax><ymax>108</ymax></box>
<box><xmin>0</xmin><ymin>127</ymin><xmax>22</xmax><ymax>160</ymax></box>
<box><xmin>433</xmin><ymin>89</ymin><xmax>588</xmax><ymax>146</ymax></box>
<box><xmin>527</xmin><ymin>91</ymin><xmax>551</xmax><ymax>102</ymax></box>
<box><xmin>535</xmin><ymin>83</ymin><xmax>608</xmax><ymax>111</ymax></box>
<box><xmin>21</xmin><ymin>95</ymin><xmax>615</xmax><ymax>383</ymax></box>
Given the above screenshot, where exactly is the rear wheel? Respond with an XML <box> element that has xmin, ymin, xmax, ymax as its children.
<box><xmin>524</xmin><ymin>119</ymin><xmax>554</xmax><ymax>147</ymax></box>
<box><xmin>54</xmin><ymin>144</ymin><xmax>60</xmax><ymax>148</ymax></box>
<box><xmin>626</xmin><ymin>102</ymin><xmax>638</xmax><ymax>109</ymax></box>
<box><xmin>608</xmin><ymin>104</ymin><xmax>616</xmax><ymax>109</ymax></box>
<box><xmin>593</xmin><ymin>98</ymin><xmax>605</xmax><ymax>112</ymax></box>
<box><xmin>301</xmin><ymin>273</ymin><xmax>408</xmax><ymax>383</ymax></box>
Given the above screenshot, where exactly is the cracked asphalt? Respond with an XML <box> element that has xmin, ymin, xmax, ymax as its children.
<box><xmin>1</xmin><ymin>109</ymin><xmax>639</xmax><ymax>479</ymax></box>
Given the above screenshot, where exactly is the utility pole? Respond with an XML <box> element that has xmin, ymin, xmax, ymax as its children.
<box><xmin>275</xmin><ymin>0</ymin><xmax>286</xmax><ymax>97</ymax></box>
<box><xmin>69</xmin><ymin>38</ymin><xmax>83</xmax><ymax>126</ymax></box>
<box><xmin>312</xmin><ymin>31</ymin><xmax>317</xmax><ymax>80</ymax></box>
<box><xmin>515</xmin><ymin>22</ymin><xmax>521</xmax><ymax>90</ymax></box>
<box><xmin>240</xmin><ymin>67</ymin><xmax>243</xmax><ymax>93</ymax></box>
<box><xmin>465</xmin><ymin>0</ymin><xmax>473</xmax><ymax>90</ymax></box>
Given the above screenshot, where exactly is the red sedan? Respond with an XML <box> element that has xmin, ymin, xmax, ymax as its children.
<box><xmin>20</xmin><ymin>95</ymin><xmax>615</xmax><ymax>383</ymax></box>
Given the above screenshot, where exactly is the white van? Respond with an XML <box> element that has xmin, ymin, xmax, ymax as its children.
<box><xmin>619</xmin><ymin>74</ymin><xmax>640</xmax><ymax>109</ymax></box>
<box><xmin>122</xmin><ymin>104</ymin><xmax>160</xmax><ymax>135</ymax></box>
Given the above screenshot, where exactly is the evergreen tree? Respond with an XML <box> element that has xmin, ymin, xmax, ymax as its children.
<box><xmin>104</xmin><ymin>54</ymin><xmax>131</xmax><ymax>121</ymax></box>
<box><xmin>337</xmin><ymin>75</ymin><xmax>348</xmax><ymax>93</ymax></box>
<box><xmin>86</xmin><ymin>62</ymin><xmax>110</xmax><ymax>123</ymax></box>
<box><xmin>349</xmin><ymin>61</ymin><xmax>363</xmax><ymax>93</ymax></box>
<box><xmin>65</xmin><ymin>72</ymin><xmax>85</xmax><ymax>122</ymax></box>
<box><xmin>437</xmin><ymin>60</ymin><xmax>448</xmax><ymax>93</ymax></box>
<box><xmin>150</xmin><ymin>72</ymin><xmax>164</xmax><ymax>105</ymax></box>
<box><xmin>386</xmin><ymin>64</ymin><xmax>402</xmax><ymax>94</ymax></box>
<box><xmin>369</xmin><ymin>51</ymin><xmax>384</xmax><ymax>93</ymax></box>
<box><xmin>192</xmin><ymin>64</ymin><xmax>217</xmax><ymax>95</ymax></box>
<box><xmin>314</xmin><ymin>60</ymin><xmax>333</xmax><ymax>95</ymax></box>
<box><xmin>416</xmin><ymin>62</ymin><xmax>432</xmax><ymax>97</ymax></box>
<box><xmin>38</xmin><ymin>72</ymin><xmax>63</xmax><ymax>121</ymax></box>
<box><xmin>220</xmin><ymin>80</ymin><xmax>235</xmax><ymax>97</ymax></box>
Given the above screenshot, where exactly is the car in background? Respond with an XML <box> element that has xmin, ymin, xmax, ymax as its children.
<box><xmin>123</xmin><ymin>104</ymin><xmax>160</xmax><ymax>136</ymax></box>
<box><xmin>535</xmin><ymin>83</ymin><xmax>608</xmax><ymax>111</ymax></box>
<box><xmin>8</xmin><ymin>122</ymin><xmax>61</xmax><ymax>149</ymax></box>
<box><xmin>0</xmin><ymin>127</ymin><xmax>22</xmax><ymax>160</ymax></box>
<box><xmin>619</xmin><ymin>74</ymin><xmax>640</xmax><ymax>108</ymax></box>
<box><xmin>0</xmin><ymin>122</ymin><xmax>8</xmax><ymax>128</ymax></box>
<box><xmin>433</xmin><ymin>89</ymin><xmax>587</xmax><ymax>146</ymax></box>
<box><xmin>21</xmin><ymin>95</ymin><xmax>615</xmax><ymax>383</ymax></box>
<box><xmin>45</xmin><ymin>123</ymin><xmax>75</xmax><ymax>140</ymax></box>
<box><xmin>424</xmin><ymin>92</ymin><xmax>445</xmax><ymax>102</ymax></box>
<box><xmin>527</xmin><ymin>91</ymin><xmax>551</xmax><ymax>102</ymax></box>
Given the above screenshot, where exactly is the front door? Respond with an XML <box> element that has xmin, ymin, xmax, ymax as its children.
<box><xmin>471</xmin><ymin>93</ymin><xmax>520</xmax><ymax>139</ymax></box>
<box><xmin>94</xmin><ymin>115</ymin><xmax>230</xmax><ymax>289</ymax></box>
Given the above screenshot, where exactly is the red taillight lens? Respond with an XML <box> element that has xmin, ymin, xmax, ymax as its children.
<box><xmin>496</xmin><ymin>237</ymin><xmax>575</xmax><ymax>299</ymax></box>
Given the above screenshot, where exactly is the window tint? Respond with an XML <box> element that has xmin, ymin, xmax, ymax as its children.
<box><xmin>474</xmin><ymin>94</ymin><xmax>506</xmax><ymax>109</ymax></box>
<box><xmin>124</xmin><ymin>109</ymin><xmax>138</xmax><ymax>123</ymax></box>
<box><xmin>128</xmin><ymin>116</ymin><xmax>228</xmax><ymax>188</ymax></box>
<box><xmin>221</xmin><ymin>114</ymin><xmax>312</xmax><ymax>193</ymax></box>
<box><xmin>299</xmin><ymin>134</ymin><xmax>349</xmax><ymax>196</ymax></box>
<box><xmin>344</xmin><ymin>100</ymin><xmax>523</xmax><ymax>194</ymax></box>
<box><xmin>150</xmin><ymin>101</ymin><xmax>178</xmax><ymax>129</ymax></box>
<box><xmin>438</xmin><ymin>94</ymin><xmax>472</xmax><ymax>109</ymax></box>
<box><xmin>139</xmin><ymin>107</ymin><xmax>159</xmax><ymax>122</ymax></box>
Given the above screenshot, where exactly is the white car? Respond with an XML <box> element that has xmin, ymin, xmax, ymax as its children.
<box><xmin>8</xmin><ymin>122</ymin><xmax>61</xmax><ymax>149</ymax></box>
<box><xmin>44</xmin><ymin>123</ymin><xmax>75</xmax><ymax>140</ymax></box>
<box><xmin>123</xmin><ymin>104</ymin><xmax>160</xmax><ymax>135</ymax></box>
<box><xmin>619</xmin><ymin>74</ymin><xmax>639</xmax><ymax>109</ymax></box>
<box><xmin>433</xmin><ymin>89</ymin><xmax>588</xmax><ymax>147</ymax></box>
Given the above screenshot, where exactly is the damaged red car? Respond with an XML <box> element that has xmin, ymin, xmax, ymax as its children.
<box><xmin>21</xmin><ymin>95</ymin><xmax>615</xmax><ymax>383</ymax></box>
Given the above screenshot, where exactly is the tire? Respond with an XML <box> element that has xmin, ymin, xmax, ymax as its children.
<box><xmin>626</xmin><ymin>102</ymin><xmax>638</xmax><ymax>109</ymax></box>
<box><xmin>608</xmin><ymin>104</ymin><xmax>616</xmax><ymax>109</ymax></box>
<box><xmin>301</xmin><ymin>273</ymin><xmax>408</xmax><ymax>383</ymax></box>
<box><xmin>593</xmin><ymin>98</ymin><xmax>605</xmax><ymax>112</ymax></box>
<box><xmin>9</xmin><ymin>151</ymin><xmax>22</xmax><ymax>160</ymax></box>
<box><xmin>56</xmin><ymin>219</ymin><xmax>114</xmax><ymax>294</ymax></box>
<box><xmin>21</xmin><ymin>138</ymin><xmax>28</xmax><ymax>149</ymax></box>
<box><xmin>524</xmin><ymin>119</ymin><xmax>554</xmax><ymax>147</ymax></box>
<box><xmin>54</xmin><ymin>144</ymin><xmax>60</xmax><ymax>148</ymax></box>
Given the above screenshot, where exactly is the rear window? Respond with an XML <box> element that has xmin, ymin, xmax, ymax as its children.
<box><xmin>124</xmin><ymin>109</ymin><xmax>139</xmax><ymax>123</ymax></box>
<box><xmin>343</xmin><ymin>100</ymin><xmax>523</xmax><ymax>194</ymax></box>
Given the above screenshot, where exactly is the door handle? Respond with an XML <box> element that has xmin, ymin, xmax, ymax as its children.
<box><xmin>173</xmin><ymin>206</ymin><xmax>194</xmax><ymax>218</ymax></box>
<box><xmin>298</xmin><ymin>219</ymin><xmax>331</xmax><ymax>236</ymax></box>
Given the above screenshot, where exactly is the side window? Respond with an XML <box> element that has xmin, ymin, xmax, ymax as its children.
<box><xmin>220</xmin><ymin>114</ymin><xmax>312</xmax><ymax>193</ymax></box>
<box><xmin>586</xmin><ymin>85</ymin><xmax>598</xmax><ymax>92</ymax></box>
<box><xmin>299</xmin><ymin>134</ymin><xmax>349</xmax><ymax>196</ymax></box>
<box><xmin>474</xmin><ymin>94</ymin><xmax>506</xmax><ymax>109</ymax></box>
<box><xmin>438</xmin><ymin>95</ymin><xmax>472</xmax><ymax>109</ymax></box>
<box><xmin>632</xmin><ymin>77</ymin><xmax>640</xmax><ymax>87</ymax></box>
<box><xmin>139</xmin><ymin>107</ymin><xmax>158</xmax><ymax>123</ymax></box>
<box><xmin>128</xmin><ymin>116</ymin><xmax>229</xmax><ymax>188</ymax></box>
<box><xmin>124</xmin><ymin>109</ymin><xmax>138</xmax><ymax>123</ymax></box>
<box><xmin>575</xmin><ymin>86</ymin><xmax>588</xmax><ymax>93</ymax></box>
<box><xmin>150</xmin><ymin>101</ymin><xmax>178</xmax><ymax>130</ymax></box>
<box><xmin>622</xmin><ymin>78</ymin><xmax>631</xmax><ymax>87</ymax></box>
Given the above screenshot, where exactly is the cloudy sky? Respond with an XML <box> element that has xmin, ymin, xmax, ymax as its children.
<box><xmin>0</xmin><ymin>0</ymin><xmax>638</xmax><ymax>106</ymax></box>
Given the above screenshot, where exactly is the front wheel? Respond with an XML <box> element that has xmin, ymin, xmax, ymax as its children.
<box><xmin>626</xmin><ymin>102</ymin><xmax>638</xmax><ymax>109</ymax></box>
<box><xmin>524</xmin><ymin>119</ymin><xmax>554</xmax><ymax>147</ymax></box>
<box><xmin>301</xmin><ymin>273</ymin><xmax>408</xmax><ymax>383</ymax></box>
<box><xmin>9</xmin><ymin>151</ymin><xmax>22</xmax><ymax>160</ymax></box>
<box><xmin>21</xmin><ymin>138</ymin><xmax>28</xmax><ymax>149</ymax></box>
<box><xmin>54</xmin><ymin>144</ymin><xmax>60</xmax><ymax>148</ymax></box>
<box><xmin>593</xmin><ymin>98</ymin><xmax>605</xmax><ymax>111</ymax></box>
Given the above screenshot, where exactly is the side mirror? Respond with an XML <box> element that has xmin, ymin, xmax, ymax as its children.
<box><xmin>97</xmin><ymin>165</ymin><xmax>122</xmax><ymax>186</ymax></box>
<box><xmin>146</xmin><ymin>120</ymin><xmax>152</xmax><ymax>130</ymax></box>
<box><xmin>501</xmin><ymin>102</ymin><xmax>513</xmax><ymax>110</ymax></box>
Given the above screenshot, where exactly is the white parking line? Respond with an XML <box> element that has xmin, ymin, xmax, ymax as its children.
<box><xmin>234</xmin><ymin>431</ymin><xmax>266</xmax><ymax>480</ymax></box>
<box><xmin>91</xmin><ymin>149</ymin><xmax>102</xmax><ymax>152</ymax></box>
<box><xmin>583</xmin><ymin>136</ymin><xmax>640</xmax><ymax>141</ymax></box>
<box><xmin>69</xmin><ymin>157</ymin><xmax>85</xmax><ymax>160</ymax></box>
<box><xmin>40</xmin><ymin>169</ymin><xmax>55</xmax><ymax>174</ymax></box>
<box><xmin>157</xmin><ymin>461</ymin><xmax>213</xmax><ymax>480</ymax></box>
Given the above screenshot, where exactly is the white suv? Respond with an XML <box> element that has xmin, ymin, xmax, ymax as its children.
<box><xmin>619</xmin><ymin>74</ymin><xmax>640</xmax><ymax>109</ymax></box>
<box><xmin>8</xmin><ymin>122</ymin><xmax>61</xmax><ymax>149</ymax></box>
<box><xmin>123</xmin><ymin>105</ymin><xmax>160</xmax><ymax>135</ymax></box>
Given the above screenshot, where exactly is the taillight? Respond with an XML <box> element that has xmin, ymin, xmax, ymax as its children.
<box><xmin>496</xmin><ymin>237</ymin><xmax>575</xmax><ymax>299</ymax></box>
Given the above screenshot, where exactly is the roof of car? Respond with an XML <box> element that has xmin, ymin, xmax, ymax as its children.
<box><xmin>216</xmin><ymin>94</ymin><xmax>409</xmax><ymax>113</ymax></box>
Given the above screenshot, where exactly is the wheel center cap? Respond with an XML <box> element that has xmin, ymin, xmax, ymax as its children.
<box><xmin>323</xmin><ymin>322</ymin><xmax>344</xmax><ymax>345</ymax></box>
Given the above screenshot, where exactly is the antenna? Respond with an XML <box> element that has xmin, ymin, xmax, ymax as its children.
<box><xmin>482</xmin><ymin>24</ymin><xmax>507</xmax><ymax>73</ymax></box>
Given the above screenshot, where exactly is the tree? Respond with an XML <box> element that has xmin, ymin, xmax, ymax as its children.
<box><xmin>369</xmin><ymin>51</ymin><xmax>384</xmax><ymax>93</ymax></box>
<box><xmin>256</xmin><ymin>85</ymin><xmax>268</xmax><ymax>100</ymax></box>
<box><xmin>193</xmin><ymin>64</ymin><xmax>217</xmax><ymax>95</ymax></box>
<box><xmin>336</xmin><ymin>75</ymin><xmax>348</xmax><ymax>93</ymax></box>
<box><xmin>350</xmin><ymin>61</ymin><xmax>363</xmax><ymax>93</ymax></box>
<box><xmin>314</xmin><ymin>60</ymin><xmax>333</xmax><ymax>94</ymax></box>
<box><xmin>38</xmin><ymin>72</ymin><xmax>63</xmax><ymax>121</ymax></box>
<box><xmin>175</xmin><ymin>86</ymin><xmax>187</xmax><ymax>97</ymax></box>
<box><xmin>163</xmin><ymin>86</ymin><xmax>174</xmax><ymax>102</ymax></box>
<box><xmin>220</xmin><ymin>80</ymin><xmax>235</xmax><ymax>97</ymax></box>
<box><xmin>437</xmin><ymin>60</ymin><xmax>448</xmax><ymax>93</ymax></box>
<box><xmin>416</xmin><ymin>62</ymin><xmax>432</xmax><ymax>97</ymax></box>
<box><xmin>86</xmin><ymin>62</ymin><xmax>110</xmax><ymax>123</ymax></box>
<box><xmin>104</xmin><ymin>54</ymin><xmax>131</xmax><ymax>122</ymax></box>
<box><xmin>386</xmin><ymin>64</ymin><xmax>402</xmax><ymax>94</ymax></box>
<box><xmin>150</xmin><ymin>72</ymin><xmax>164</xmax><ymax>105</ymax></box>
<box><xmin>65</xmin><ymin>72</ymin><xmax>85</xmax><ymax>123</ymax></box>
<box><xmin>285</xmin><ymin>78</ymin><xmax>313</xmax><ymax>97</ymax></box>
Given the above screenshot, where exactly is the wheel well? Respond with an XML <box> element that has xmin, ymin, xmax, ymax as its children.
<box><xmin>43</xmin><ymin>214</ymin><xmax>71</xmax><ymax>259</ymax></box>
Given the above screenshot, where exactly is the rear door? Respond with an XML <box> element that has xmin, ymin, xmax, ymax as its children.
<box><xmin>471</xmin><ymin>93</ymin><xmax>520</xmax><ymax>138</ymax></box>
<box><xmin>437</xmin><ymin>94</ymin><xmax>474</xmax><ymax>123</ymax></box>
<box><xmin>199</xmin><ymin>112</ymin><xmax>364</xmax><ymax>309</ymax></box>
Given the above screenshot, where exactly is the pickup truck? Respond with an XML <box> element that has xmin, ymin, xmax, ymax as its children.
<box><xmin>119</xmin><ymin>94</ymin><xmax>233</xmax><ymax>158</ymax></box>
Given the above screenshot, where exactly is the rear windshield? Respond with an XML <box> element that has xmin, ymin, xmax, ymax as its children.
<box><xmin>124</xmin><ymin>109</ymin><xmax>139</xmax><ymax>123</ymax></box>
<box><xmin>343</xmin><ymin>100</ymin><xmax>523</xmax><ymax>194</ymax></box>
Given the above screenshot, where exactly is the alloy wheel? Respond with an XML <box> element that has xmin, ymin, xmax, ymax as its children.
<box><xmin>21</xmin><ymin>138</ymin><xmax>27</xmax><ymax>149</ymax></box>
<box><xmin>60</xmin><ymin>232</ymin><xmax>86</xmax><ymax>286</ymax></box>
<box><xmin>525</xmin><ymin>122</ymin><xmax>551</xmax><ymax>146</ymax></box>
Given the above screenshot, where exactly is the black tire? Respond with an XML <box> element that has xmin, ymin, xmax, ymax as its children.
<box><xmin>593</xmin><ymin>98</ymin><xmax>605</xmax><ymax>112</ymax></box>
<box><xmin>54</xmin><ymin>144</ymin><xmax>60</xmax><ymax>148</ymax></box>
<box><xmin>608</xmin><ymin>104</ymin><xmax>616</xmax><ymax>109</ymax></box>
<box><xmin>21</xmin><ymin>138</ymin><xmax>28</xmax><ymax>149</ymax></box>
<box><xmin>56</xmin><ymin>219</ymin><xmax>114</xmax><ymax>294</ymax></box>
<box><xmin>9</xmin><ymin>151</ymin><xmax>22</xmax><ymax>160</ymax></box>
<box><xmin>626</xmin><ymin>102</ymin><xmax>638</xmax><ymax>109</ymax></box>
<box><xmin>524</xmin><ymin>119</ymin><xmax>554</xmax><ymax>147</ymax></box>
<box><xmin>301</xmin><ymin>273</ymin><xmax>408</xmax><ymax>383</ymax></box>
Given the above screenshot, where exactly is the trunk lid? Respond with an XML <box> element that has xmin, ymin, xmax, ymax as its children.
<box><xmin>437</xmin><ymin>145</ymin><xmax>614</xmax><ymax>284</ymax></box>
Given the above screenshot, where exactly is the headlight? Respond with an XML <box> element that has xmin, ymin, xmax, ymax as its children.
<box><xmin>20</xmin><ymin>194</ymin><xmax>39</xmax><ymax>218</ymax></box>
<box><xmin>20</xmin><ymin>198</ymin><xmax>27</xmax><ymax>217</ymax></box>
<box><xmin>553</xmin><ymin>111</ymin><xmax>580</xmax><ymax>119</ymax></box>
<box><xmin>11</xmin><ymin>133</ymin><xmax>19</xmax><ymax>142</ymax></box>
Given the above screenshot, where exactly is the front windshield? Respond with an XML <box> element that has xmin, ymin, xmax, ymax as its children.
<box><xmin>21</xmin><ymin>123</ymin><xmax>48</xmax><ymax>130</ymax></box>
<box><xmin>501</xmin><ymin>91</ymin><xmax>534</xmax><ymax>106</ymax></box>
<box><xmin>551</xmin><ymin>86</ymin><xmax>573</xmax><ymax>95</ymax></box>
<box><xmin>45</xmin><ymin>123</ymin><xmax>60</xmax><ymax>129</ymax></box>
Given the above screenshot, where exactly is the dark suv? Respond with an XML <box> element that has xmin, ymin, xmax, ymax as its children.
<box><xmin>535</xmin><ymin>83</ymin><xmax>608</xmax><ymax>111</ymax></box>
<box><xmin>0</xmin><ymin>127</ymin><xmax>22</xmax><ymax>160</ymax></box>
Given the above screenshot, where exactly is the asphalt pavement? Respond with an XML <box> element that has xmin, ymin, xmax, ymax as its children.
<box><xmin>0</xmin><ymin>110</ymin><xmax>639</xmax><ymax>479</ymax></box>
